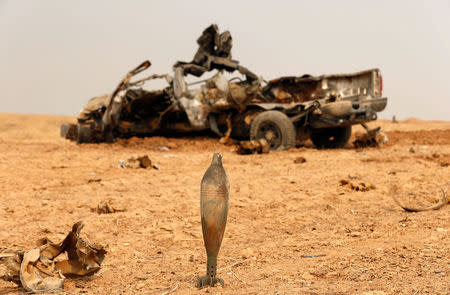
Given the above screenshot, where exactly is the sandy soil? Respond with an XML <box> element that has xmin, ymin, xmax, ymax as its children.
<box><xmin>0</xmin><ymin>114</ymin><xmax>449</xmax><ymax>295</ymax></box>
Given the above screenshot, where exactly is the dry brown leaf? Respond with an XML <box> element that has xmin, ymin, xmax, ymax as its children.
<box><xmin>19</xmin><ymin>247</ymin><xmax>65</xmax><ymax>293</ymax></box>
<box><xmin>0</xmin><ymin>250</ymin><xmax>23</xmax><ymax>283</ymax></box>
<box><xmin>0</xmin><ymin>221</ymin><xmax>107</xmax><ymax>292</ymax></box>
<box><xmin>59</xmin><ymin>221</ymin><xmax>106</xmax><ymax>276</ymax></box>
<box><xmin>36</xmin><ymin>238</ymin><xmax>63</xmax><ymax>259</ymax></box>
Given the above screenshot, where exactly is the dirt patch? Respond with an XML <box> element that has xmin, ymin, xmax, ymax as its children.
<box><xmin>0</xmin><ymin>113</ymin><xmax>449</xmax><ymax>294</ymax></box>
<box><xmin>385</xmin><ymin>130</ymin><xmax>450</xmax><ymax>146</ymax></box>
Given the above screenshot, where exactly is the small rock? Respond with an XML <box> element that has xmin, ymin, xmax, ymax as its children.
<box><xmin>348</xmin><ymin>174</ymin><xmax>359</xmax><ymax>180</ymax></box>
<box><xmin>236</xmin><ymin>139</ymin><xmax>270</xmax><ymax>155</ymax></box>
<box><xmin>241</xmin><ymin>247</ymin><xmax>255</xmax><ymax>258</ymax></box>
<box><xmin>118</xmin><ymin>160</ymin><xmax>129</xmax><ymax>168</ymax></box>
<box><xmin>293</xmin><ymin>156</ymin><xmax>306</xmax><ymax>164</ymax></box>
<box><xmin>432</xmin><ymin>152</ymin><xmax>441</xmax><ymax>158</ymax></box>
<box><xmin>340</xmin><ymin>179</ymin><xmax>349</xmax><ymax>185</ymax></box>
<box><xmin>137</xmin><ymin>155</ymin><xmax>152</xmax><ymax>168</ymax></box>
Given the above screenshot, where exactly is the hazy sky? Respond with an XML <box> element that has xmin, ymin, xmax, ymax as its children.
<box><xmin>1</xmin><ymin>0</ymin><xmax>449</xmax><ymax>120</ymax></box>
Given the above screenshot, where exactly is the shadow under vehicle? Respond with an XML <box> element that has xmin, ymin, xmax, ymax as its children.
<box><xmin>61</xmin><ymin>25</ymin><xmax>387</xmax><ymax>150</ymax></box>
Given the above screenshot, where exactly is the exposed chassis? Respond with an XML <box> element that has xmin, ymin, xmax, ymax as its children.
<box><xmin>61</xmin><ymin>24</ymin><xmax>387</xmax><ymax>150</ymax></box>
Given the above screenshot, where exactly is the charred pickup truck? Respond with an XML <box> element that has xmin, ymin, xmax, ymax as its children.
<box><xmin>61</xmin><ymin>24</ymin><xmax>387</xmax><ymax>150</ymax></box>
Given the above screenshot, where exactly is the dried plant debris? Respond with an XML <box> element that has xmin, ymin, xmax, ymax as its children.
<box><xmin>236</xmin><ymin>139</ymin><xmax>270</xmax><ymax>155</ymax></box>
<box><xmin>20</xmin><ymin>247</ymin><xmax>65</xmax><ymax>292</ymax></box>
<box><xmin>56</xmin><ymin>222</ymin><xmax>106</xmax><ymax>276</ymax></box>
<box><xmin>93</xmin><ymin>201</ymin><xmax>126</xmax><ymax>214</ymax></box>
<box><xmin>0</xmin><ymin>250</ymin><xmax>23</xmax><ymax>283</ymax></box>
<box><xmin>0</xmin><ymin>221</ymin><xmax>106</xmax><ymax>293</ymax></box>
<box><xmin>390</xmin><ymin>184</ymin><xmax>448</xmax><ymax>212</ymax></box>
<box><xmin>340</xmin><ymin>179</ymin><xmax>376</xmax><ymax>192</ymax></box>
<box><xmin>353</xmin><ymin>127</ymin><xmax>388</xmax><ymax>148</ymax></box>
<box><xmin>119</xmin><ymin>155</ymin><xmax>159</xmax><ymax>169</ymax></box>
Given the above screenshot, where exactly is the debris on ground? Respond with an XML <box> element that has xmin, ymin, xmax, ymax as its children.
<box><xmin>390</xmin><ymin>184</ymin><xmax>448</xmax><ymax>212</ymax></box>
<box><xmin>426</xmin><ymin>151</ymin><xmax>450</xmax><ymax>167</ymax></box>
<box><xmin>117</xmin><ymin>160</ymin><xmax>129</xmax><ymax>169</ymax></box>
<box><xmin>353</xmin><ymin>127</ymin><xmax>388</xmax><ymax>148</ymax></box>
<box><xmin>300</xmin><ymin>254</ymin><xmax>326</xmax><ymax>258</ymax></box>
<box><xmin>392</xmin><ymin>116</ymin><xmax>399</xmax><ymax>123</ymax></box>
<box><xmin>236</xmin><ymin>139</ymin><xmax>270</xmax><ymax>155</ymax></box>
<box><xmin>118</xmin><ymin>155</ymin><xmax>159</xmax><ymax>169</ymax></box>
<box><xmin>0</xmin><ymin>250</ymin><xmax>23</xmax><ymax>283</ymax></box>
<box><xmin>293</xmin><ymin>156</ymin><xmax>306</xmax><ymax>164</ymax></box>
<box><xmin>136</xmin><ymin>155</ymin><xmax>152</xmax><ymax>168</ymax></box>
<box><xmin>340</xmin><ymin>179</ymin><xmax>376</xmax><ymax>192</ymax></box>
<box><xmin>19</xmin><ymin>246</ymin><xmax>65</xmax><ymax>292</ymax></box>
<box><xmin>219</xmin><ymin>136</ymin><xmax>238</xmax><ymax>146</ymax></box>
<box><xmin>93</xmin><ymin>202</ymin><xmax>126</xmax><ymax>214</ymax></box>
<box><xmin>88</xmin><ymin>178</ymin><xmax>102</xmax><ymax>183</ymax></box>
<box><xmin>347</xmin><ymin>173</ymin><xmax>360</xmax><ymax>180</ymax></box>
<box><xmin>0</xmin><ymin>221</ymin><xmax>106</xmax><ymax>293</ymax></box>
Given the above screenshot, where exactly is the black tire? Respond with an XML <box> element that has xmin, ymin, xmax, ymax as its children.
<box><xmin>310</xmin><ymin>126</ymin><xmax>352</xmax><ymax>149</ymax></box>
<box><xmin>250</xmin><ymin>110</ymin><xmax>296</xmax><ymax>150</ymax></box>
<box><xmin>76</xmin><ymin>124</ymin><xmax>92</xmax><ymax>144</ymax></box>
<box><xmin>60</xmin><ymin>123</ymin><xmax>77</xmax><ymax>140</ymax></box>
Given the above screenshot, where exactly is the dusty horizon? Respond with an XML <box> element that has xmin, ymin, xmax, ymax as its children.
<box><xmin>2</xmin><ymin>0</ymin><xmax>449</xmax><ymax>120</ymax></box>
<box><xmin>1</xmin><ymin>112</ymin><xmax>449</xmax><ymax>124</ymax></box>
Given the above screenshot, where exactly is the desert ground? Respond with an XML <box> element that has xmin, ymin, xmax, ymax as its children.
<box><xmin>0</xmin><ymin>113</ymin><xmax>449</xmax><ymax>295</ymax></box>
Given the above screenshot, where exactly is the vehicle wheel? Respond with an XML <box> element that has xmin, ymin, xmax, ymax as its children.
<box><xmin>310</xmin><ymin>126</ymin><xmax>352</xmax><ymax>149</ymax></box>
<box><xmin>76</xmin><ymin>124</ymin><xmax>92</xmax><ymax>144</ymax></box>
<box><xmin>250</xmin><ymin>111</ymin><xmax>296</xmax><ymax>150</ymax></box>
<box><xmin>60</xmin><ymin>123</ymin><xmax>77</xmax><ymax>140</ymax></box>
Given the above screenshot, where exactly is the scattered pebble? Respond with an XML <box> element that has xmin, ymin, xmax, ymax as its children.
<box><xmin>293</xmin><ymin>156</ymin><xmax>306</xmax><ymax>164</ymax></box>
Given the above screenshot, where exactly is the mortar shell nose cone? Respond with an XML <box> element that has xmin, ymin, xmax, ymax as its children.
<box><xmin>211</xmin><ymin>153</ymin><xmax>223</xmax><ymax>166</ymax></box>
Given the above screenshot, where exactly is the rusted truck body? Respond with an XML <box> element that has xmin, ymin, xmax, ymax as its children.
<box><xmin>61</xmin><ymin>25</ymin><xmax>387</xmax><ymax>149</ymax></box>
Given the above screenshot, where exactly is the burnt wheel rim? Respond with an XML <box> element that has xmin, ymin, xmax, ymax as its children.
<box><xmin>256</xmin><ymin>122</ymin><xmax>282</xmax><ymax>149</ymax></box>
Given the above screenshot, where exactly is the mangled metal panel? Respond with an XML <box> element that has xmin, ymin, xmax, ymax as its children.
<box><xmin>262</xmin><ymin>69</ymin><xmax>383</xmax><ymax>103</ymax></box>
<box><xmin>59</xmin><ymin>23</ymin><xmax>388</xmax><ymax>150</ymax></box>
<box><xmin>172</xmin><ymin>25</ymin><xmax>262</xmax><ymax>128</ymax></box>
<box><xmin>173</xmin><ymin>24</ymin><xmax>258</xmax><ymax>82</ymax></box>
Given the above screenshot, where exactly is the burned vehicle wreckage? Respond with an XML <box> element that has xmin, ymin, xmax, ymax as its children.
<box><xmin>61</xmin><ymin>25</ymin><xmax>387</xmax><ymax>150</ymax></box>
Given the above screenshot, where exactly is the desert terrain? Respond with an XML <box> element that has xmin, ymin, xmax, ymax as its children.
<box><xmin>0</xmin><ymin>113</ymin><xmax>449</xmax><ymax>295</ymax></box>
